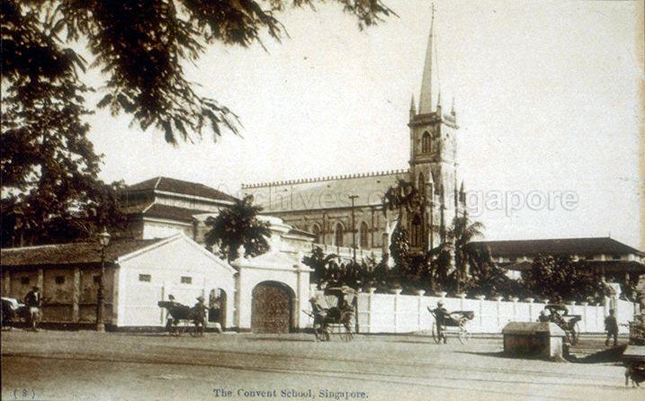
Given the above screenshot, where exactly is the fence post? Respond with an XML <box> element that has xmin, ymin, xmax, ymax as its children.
<box><xmin>392</xmin><ymin>289</ymin><xmax>402</xmax><ymax>333</ymax></box>
<box><xmin>417</xmin><ymin>290</ymin><xmax>426</xmax><ymax>332</ymax></box>
<box><xmin>475</xmin><ymin>295</ymin><xmax>485</xmax><ymax>332</ymax></box>
<box><xmin>511</xmin><ymin>297</ymin><xmax>519</xmax><ymax>322</ymax></box>
<box><xmin>581</xmin><ymin>302</ymin><xmax>588</xmax><ymax>333</ymax></box>
<box><xmin>367</xmin><ymin>287</ymin><xmax>376</xmax><ymax>333</ymax></box>
<box><xmin>494</xmin><ymin>296</ymin><xmax>504</xmax><ymax>331</ymax></box>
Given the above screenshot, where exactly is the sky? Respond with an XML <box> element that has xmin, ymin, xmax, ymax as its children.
<box><xmin>86</xmin><ymin>0</ymin><xmax>644</xmax><ymax>250</ymax></box>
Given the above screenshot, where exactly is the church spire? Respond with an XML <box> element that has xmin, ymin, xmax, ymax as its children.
<box><xmin>409</xmin><ymin>94</ymin><xmax>416</xmax><ymax>119</ymax></box>
<box><xmin>418</xmin><ymin>3</ymin><xmax>436</xmax><ymax>114</ymax></box>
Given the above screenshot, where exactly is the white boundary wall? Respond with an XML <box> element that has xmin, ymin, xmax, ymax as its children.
<box><xmin>353</xmin><ymin>291</ymin><xmax>639</xmax><ymax>334</ymax></box>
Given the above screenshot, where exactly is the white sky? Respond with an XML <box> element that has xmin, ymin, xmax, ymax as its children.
<box><xmin>87</xmin><ymin>0</ymin><xmax>644</xmax><ymax>250</ymax></box>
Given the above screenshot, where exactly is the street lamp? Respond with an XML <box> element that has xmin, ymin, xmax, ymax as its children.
<box><xmin>348</xmin><ymin>195</ymin><xmax>359</xmax><ymax>264</ymax></box>
<box><xmin>96</xmin><ymin>228</ymin><xmax>111</xmax><ymax>332</ymax></box>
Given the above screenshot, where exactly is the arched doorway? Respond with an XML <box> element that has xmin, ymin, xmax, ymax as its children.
<box><xmin>208</xmin><ymin>288</ymin><xmax>227</xmax><ymax>329</ymax></box>
<box><xmin>251</xmin><ymin>281</ymin><xmax>294</xmax><ymax>333</ymax></box>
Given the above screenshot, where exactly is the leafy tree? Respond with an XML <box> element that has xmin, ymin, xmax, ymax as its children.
<box><xmin>302</xmin><ymin>246</ymin><xmax>339</xmax><ymax>287</ymax></box>
<box><xmin>447</xmin><ymin>213</ymin><xmax>485</xmax><ymax>293</ymax></box>
<box><xmin>204</xmin><ymin>195</ymin><xmax>271</xmax><ymax>261</ymax></box>
<box><xmin>523</xmin><ymin>255</ymin><xmax>604</xmax><ymax>303</ymax></box>
<box><xmin>2</xmin><ymin>0</ymin><xmax>393</xmax><ymax>144</ymax></box>
<box><xmin>2</xmin><ymin>0</ymin><xmax>392</xmax><ymax>246</ymax></box>
<box><xmin>382</xmin><ymin>178</ymin><xmax>422</xmax><ymax>226</ymax></box>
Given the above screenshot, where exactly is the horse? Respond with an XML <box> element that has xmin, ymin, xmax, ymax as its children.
<box><xmin>158</xmin><ymin>301</ymin><xmax>206</xmax><ymax>336</ymax></box>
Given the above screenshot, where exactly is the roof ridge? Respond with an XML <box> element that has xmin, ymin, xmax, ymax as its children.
<box><xmin>154</xmin><ymin>176</ymin><xmax>163</xmax><ymax>189</ymax></box>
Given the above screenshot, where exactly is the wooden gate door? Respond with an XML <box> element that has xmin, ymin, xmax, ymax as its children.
<box><xmin>251</xmin><ymin>282</ymin><xmax>292</xmax><ymax>333</ymax></box>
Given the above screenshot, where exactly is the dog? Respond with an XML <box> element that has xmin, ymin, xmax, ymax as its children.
<box><xmin>625</xmin><ymin>363</ymin><xmax>645</xmax><ymax>388</ymax></box>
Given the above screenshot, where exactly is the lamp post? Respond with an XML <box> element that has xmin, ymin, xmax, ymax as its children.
<box><xmin>96</xmin><ymin>229</ymin><xmax>111</xmax><ymax>332</ymax></box>
<box><xmin>349</xmin><ymin>195</ymin><xmax>359</xmax><ymax>264</ymax></box>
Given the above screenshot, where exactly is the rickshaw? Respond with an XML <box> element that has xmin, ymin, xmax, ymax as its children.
<box><xmin>305</xmin><ymin>286</ymin><xmax>357</xmax><ymax>342</ymax></box>
<box><xmin>158</xmin><ymin>300</ymin><xmax>206</xmax><ymax>337</ymax></box>
<box><xmin>544</xmin><ymin>304</ymin><xmax>581</xmax><ymax>345</ymax></box>
<box><xmin>427</xmin><ymin>306</ymin><xmax>474</xmax><ymax>344</ymax></box>
<box><xmin>1</xmin><ymin>297</ymin><xmax>28</xmax><ymax>330</ymax></box>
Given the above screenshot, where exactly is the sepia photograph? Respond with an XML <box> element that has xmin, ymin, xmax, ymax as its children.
<box><xmin>1</xmin><ymin>0</ymin><xmax>644</xmax><ymax>400</ymax></box>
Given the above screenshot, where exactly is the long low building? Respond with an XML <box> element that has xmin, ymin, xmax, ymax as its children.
<box><xmin>1</xmin><ymin>234</ymin><xmax>236</xmax><ymax>329</ymax></box>
<box><xmin>1</xmin><ymin>224</ymin><xmax>315</xmax><ymax>333</ymax></box>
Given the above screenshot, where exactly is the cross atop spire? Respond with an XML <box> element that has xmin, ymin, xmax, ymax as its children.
<box><xmin>418</xmin><ymin>3</ymin><xmax>436</xmax><ymax>114</ymax></box>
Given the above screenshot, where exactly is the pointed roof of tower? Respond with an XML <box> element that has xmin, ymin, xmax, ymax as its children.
<box><xmin>418</xmin><ymin>3</ymin><xmax>436</xmax><ymax>114</ymax></box>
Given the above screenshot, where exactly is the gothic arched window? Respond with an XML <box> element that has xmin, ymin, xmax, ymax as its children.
<box><xmin>334</xmin><ymin>223</ymin><xmax>344</xmax><ymax>247</ymax></box>
<box><xmin>410</xmin><ymin>215</ymin><xmax>423</xmax><ymax>247</ymax></box>
<box><xmin>311</xmin><ymin>224</ymin><xmax>321</xmax><ymax>244</ymax></box>
<box><xmin>359</xmin><ymin>222</ymin><xmax>369</xmax><ymax>249</ymax></box>
<box><xmin>421</xmin><ymin>131</ymin><xmax>432</xmax><ymax>153</ymax></box>
<box><xmin>417</xmin><ymin>173</ymin><xmax>425</xmax><ymax>194</ymax></box>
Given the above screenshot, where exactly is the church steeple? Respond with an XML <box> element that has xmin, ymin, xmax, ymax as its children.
<box><xmin>418</xmin><ymin>4</ymin><xmax>436</xmax><ymax>115</ymax></box>
<box><xmin>409</xmin><ymin>94</ymin><xmax>416</xmax><ymax>120</ymax></box>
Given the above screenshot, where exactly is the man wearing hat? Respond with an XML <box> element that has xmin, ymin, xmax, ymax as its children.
<box><xmin>24</xmin><ymin>286</ymin><xmax>42</xmax><ymax>331</ymax></box>
<box><xmin>193</xmin><ymin>296</ymin><xmax>207</xmax><ymax>333</ymax></box>
<box><xmin>433</xmin><ymin>301</ymin><xmax>450</xmax><ymax>344</ymax></box>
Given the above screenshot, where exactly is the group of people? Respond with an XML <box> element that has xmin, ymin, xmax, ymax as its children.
<box><xmin>164</xmin><ymin>294</ymin><xmax>207</xmax><ymax>331</ymax></box>
<box><xmin>1</xmin><ymin>286</ymin><xmax>42</xmax><ymax>331</ymax></box>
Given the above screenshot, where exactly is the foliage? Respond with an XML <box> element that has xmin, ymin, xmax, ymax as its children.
<box><xmin>447</xmin><ymin>213</ymin><xmax>484</xmax><ymax>294</ymax></box>
<box><xmin>381</xmin><ymin>178</ymin><xmax>422</xmax><ymax>223</ymax></box>
<box><xmin>388</xmin><ymin>224</ymin><xmax>410</xmax><ymax>266</ymax></box>
<box><xmin>522</xmin><ymin>255</ymin><xmax>605</xmax><ymax>303</ymax></box>
<box><xmin>1</xmin><ymin>0</ymin><xmax>392</xmax><ymax>246</ymax></box>
<box><xmin>204</xmin><ymin>195</ymin><xmax>271</xmax><ymax>261</ymax></box>
<box><xmin>302</xmin><ymin>246</ymin><xmax>339</xmax><ymax>286</ymax></box>
<box><xmin>302</xmin><ymin>248</ymin><xmax>391</xmax><ymax>290</ymax></box>
<box><xmin>2</xmin><ymin>0</ymin><xmax>393</xmax><ymax>145</ymax></box>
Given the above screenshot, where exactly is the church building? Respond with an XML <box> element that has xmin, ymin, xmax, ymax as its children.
<box><xmin>242</xmin><ymin>8</ymin><xmax>466</xmax><ymax>258</ymax></box>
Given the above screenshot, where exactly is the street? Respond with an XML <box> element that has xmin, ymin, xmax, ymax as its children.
<box><xmin>1</xmin><ymin>330</ymin><xmax>642</xmax><ymax>401</ymax></box>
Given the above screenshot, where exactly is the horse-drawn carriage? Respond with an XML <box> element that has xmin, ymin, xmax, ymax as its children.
<box><xmin>427</xmin><ymin>307</ymin><xmax>474</xmax><ymax>344</ymax></box>
<box><xmin>158</xmin><ymin>298</ymin><xmax>207</xmax><ymax>337</ymax></box>
<box><xmin>306</xmin><ymin>286</ymin><xmax>357</xmax><ymax>342</ymax></box>
<box><xmin>544</xmin><ymin>304</ymin><xmax>582</xmax><ymax>345</ymax></box>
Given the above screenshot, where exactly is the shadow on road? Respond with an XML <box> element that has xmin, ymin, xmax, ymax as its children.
<box><xmin>567</xmin><ymin>345</ymin><xmax>627</xmax><ymax>364</ymax></box>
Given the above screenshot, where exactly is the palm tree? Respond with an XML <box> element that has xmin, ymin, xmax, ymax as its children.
<box><xmin>381</xmin><ymin>178</ymin><xmax>422</xmax><ymax>225</ymax></box>
<box><xmin>204</xmin><ymin>195</ymin><xmax>271</xmax><ymax>261</ymax></box>
<box><xmin>382</xmin><ymin>178</ymin><xmax>422</xmax><ymax>265</ymax></box>
<box><xmin>447</xmin><ymin>212</ymin><xmax>485</xmax><ymax>294</ymax></box>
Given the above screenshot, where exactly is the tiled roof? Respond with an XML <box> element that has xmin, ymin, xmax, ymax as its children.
<box><xmin>1</xmin><ymin>238</ymin><xmax>165</xmax><ymax>267</ymax></box>
<box><xmin>122</xmin><ymin>202</ymin><xmax>216</xmax><ymax>223</ymax></box>
<box><xmin>503</xmin><ymin>260</ymin><xmax>645</xmax><ymax>273</ymax></box>
<box><xmin>127</xmin><ymin>176</ymin><xmax>237</xmax><ymax>203</ymax></box>
<box><xmin>469</xmin><ymin>237</ymin><xmax>644</xmax><ymax>258</ymax></box>
<box><xmin>144</xmin><ymin>203</ymin><xmax>213</xmax><ymax>223</ymax></box>
<box><xmin>243</xmin><ymin>170</ymin><xmax>408</xmax><ymax>212</ymax></box>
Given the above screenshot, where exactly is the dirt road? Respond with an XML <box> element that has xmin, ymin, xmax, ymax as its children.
<box><xmin>1</xmin><ymin>330</ymin><xmax>641</xmax><ymax>401</ymax></box>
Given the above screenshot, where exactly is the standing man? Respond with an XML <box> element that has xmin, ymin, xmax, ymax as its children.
<box><xmin>605</xmin><ymin>308</ymin><xmax>619</xmax><ymax>347</ymax></box>
<box><xmin>433</xmin><ymin>301</ymin><xmax>450</xmax><ymax>344</ymax></box>
<box><xmin>24</xmin><ymin>287</ymin><xmax>42</xmax><ymax>331</ymax></box>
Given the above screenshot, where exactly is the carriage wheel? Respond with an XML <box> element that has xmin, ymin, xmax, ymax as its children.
<box><xmin>458</xmin><ymin>327</ymin><xmax>471</xmax><ymax>344</ymax></box>
<box><xmin>340</xmin><ymin>327</ymin><xmax>354</xmax><ymax>342</ymax></box>
<box><xmin>431</xmin><ymin>322</ymin><xmax>441</xmax><ymax>344</ymax></box>
<box><xmin>169</xmin><ymin>324</ymin><xmax>181</xmax><ymax>336</ymax></box>
<box><xmin>190</xmin><ymin>322</ymin><xmax>205</xmax><ymax>337</ymax></box>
